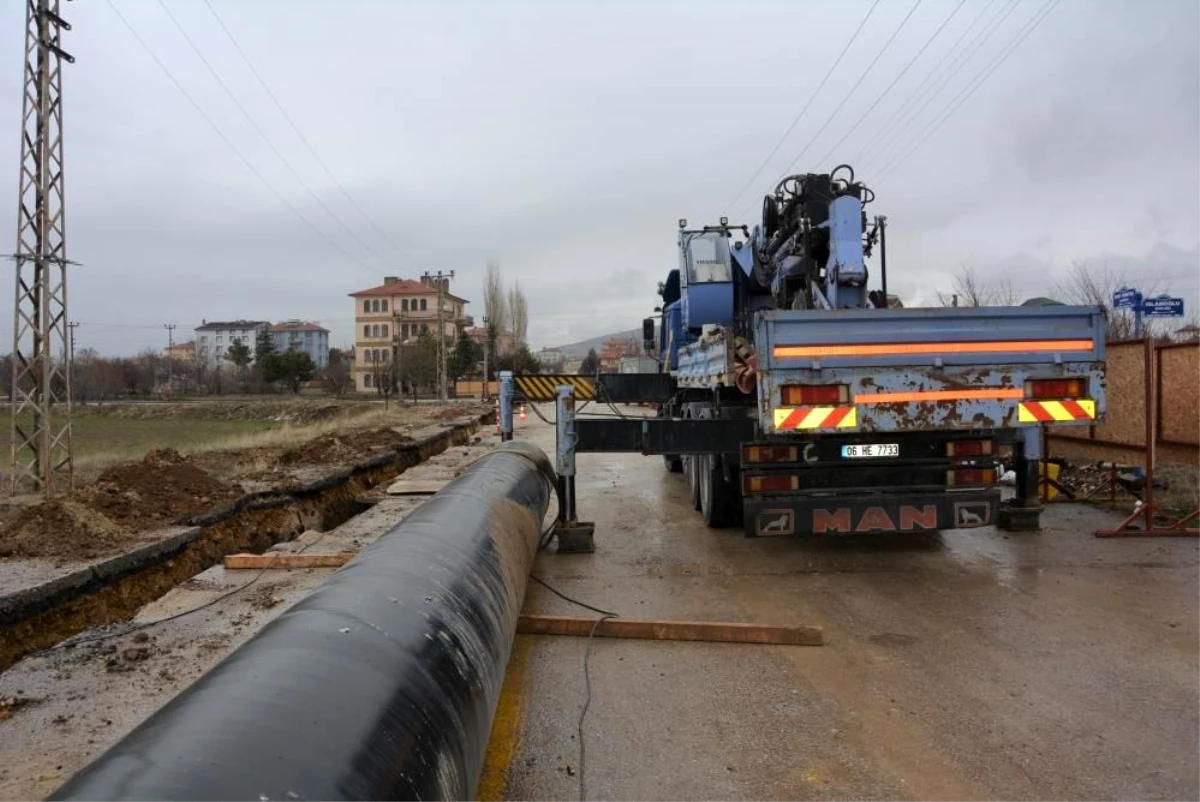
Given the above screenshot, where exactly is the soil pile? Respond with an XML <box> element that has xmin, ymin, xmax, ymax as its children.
<box><xmin>79</xmin><ymin>449</ymin><xmax>241</xmax><ymax>529</ymax></box>
<box><xmin>0</xmin><ymin>500</ymin><xmax>130</xmax><ymax>561</ymax></box>
<box><xmin>276</xmin><ymin>428</ymin><xmax>413</xmax><ymax>466</ymax></box>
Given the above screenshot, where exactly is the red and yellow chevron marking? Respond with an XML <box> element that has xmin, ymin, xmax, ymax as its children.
<box><xmin>1018</xmin><ymin>399</ymin><xmax>1096</xmax><ymax>423</ymax></box>
<box><xmin>773</xmin><ymin>406</ymin><xmax>858</xmax><ymax>430</ymax></box>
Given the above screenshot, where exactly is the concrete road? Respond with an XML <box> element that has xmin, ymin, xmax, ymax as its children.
<box><xmin>493</xmin><ymin>408</ymin><xmax>1199</xmax><ymax>801</ymax></box>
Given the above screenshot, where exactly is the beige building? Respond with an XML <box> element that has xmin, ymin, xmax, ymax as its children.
<box><xmin>349</xmin><ymin>276</ymin><xmax>470</xmax><ymax>392</ymax></box>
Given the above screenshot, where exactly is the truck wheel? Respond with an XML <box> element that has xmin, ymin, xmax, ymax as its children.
<box><xmin>700</xmin><ymin>454</ymin><xmax>737</xmax><ymax>528</ymax></box>
<box><xmin>687</xmin><ymin>455</ymin><xmax>702</xmax><ymax>510</ymax></box>
<box><xmin>663</xmin><ymin>454</ymin><xmax>683</xmax><ymax>473</ymax></box>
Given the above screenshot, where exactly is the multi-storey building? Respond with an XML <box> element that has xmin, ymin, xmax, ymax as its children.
<box><xmin>194</xmin><ymin>320</ymin><xmax>268</xmax><ymax>367</ymax></box>
<box><xmin>349</xmin><ymin>276</ymin><xmax>471</xmax><ymax>392</ymax></box>
<box><xmin>269</xmin><ymin>320</ymin><xmax>330</xmax><ymax>369</ymax></box>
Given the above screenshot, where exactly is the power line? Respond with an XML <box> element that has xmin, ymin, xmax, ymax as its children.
<box><xmin>739</xmin><ymin>0</ymin><xmax>926</xmax><ymax>220</ymax></box>
<box><xmin>852</xmin><ymin>0</ymin><xmax>1002</xmax><ymax>167</ymax></box>
<box><xmin>875</xmin><ymin>0</ymin><xmax>1060</xmax><ymax>184</ymax></box>
<box><xmin>154</xmin><ymin>0</ymin><xmax>384</xmax><ymax>266</ymax></box>
<box><xmin>103</xmin><ymin>0</ymin><xmax>378</xmax><ymax>276</ymax></box>
<box><xmin>861</xmin><ymin>0</ymin><xmax>1021</xmax><ymax>176</ymax></box>
<box><xmin>723</xmin><ymin>0</ymin><xmax>882</xmax><ymax>216</ymax></box>
<box><xmin>811</xmin><ymin>0</ymin><xmax>969</xmax><ymax>169</ymax></box>
<box><xmin>198</xmin><ymin>0</ymin><xmax>410</xmax><ymax>261</ymax></box>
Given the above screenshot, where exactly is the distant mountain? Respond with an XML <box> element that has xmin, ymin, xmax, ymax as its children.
<box><xmin>552</xmin><ymin>328</ymin><xmax>641</xmax><ymax>358</ymax></box>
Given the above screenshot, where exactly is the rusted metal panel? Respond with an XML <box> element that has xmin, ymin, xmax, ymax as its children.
<box><xmin>675</xmin><ymin>327</ymin><xmax>735</xmax><ymax>387</ymax></box>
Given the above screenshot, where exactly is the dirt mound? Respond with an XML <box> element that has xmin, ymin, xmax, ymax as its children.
<box><xmin>277</xmin><ymin>428</ymin><xmax>414</xmax><ymax>466</ymax></box>
<box><xmin>80</xmin><ymin>448</ymin><xmax>241</xmax><ymax>529</ymax></box>
<box><xmin>0</xmin><ymin>500</ymin><xmax>131</xmax><ymax>561</ymax></box>
<box><xmin>80</xmin><ymin>400</ymin><xmax>377</xmax><ymax>423</ymax></box>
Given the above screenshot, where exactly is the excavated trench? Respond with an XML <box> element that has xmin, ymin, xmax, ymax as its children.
<box><xmin>0</xmin><ymin>414</ymin><xmax>488</xmax><ymax>670</ymax></box>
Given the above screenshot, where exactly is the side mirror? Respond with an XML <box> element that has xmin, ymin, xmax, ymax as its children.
<box><xmin>642</xmin><ymin>317</ymin><xmax>656</xmax><ymax>354</ymax></box>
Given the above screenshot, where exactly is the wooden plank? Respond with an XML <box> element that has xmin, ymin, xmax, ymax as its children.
<box><xmin>224</xmin><ymin>552</ymin><xmax>356</xmax><ymax>569</ymax></box>
<box><xmin>385</xmin><ymin>479</ymin><xmax>447</xmax><ymax>496</ymax></box>
<box><xmin>517</xmin><ymin>614</ymin><xmax>823</xmax><ymax>646</ymax></box>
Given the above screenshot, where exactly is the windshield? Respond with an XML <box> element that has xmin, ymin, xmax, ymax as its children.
<box><xmin>685</xmin><ymin>233</ymin><xmax>732</xmax><ymax>283</ymax></box>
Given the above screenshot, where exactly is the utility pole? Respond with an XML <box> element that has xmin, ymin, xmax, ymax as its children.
<box><xmin>164</xmin><ymin>324</ymin><xmax>176</xmax><ymax>395</ymax></box>
<box><xmin>481</xmin><ymin>315</ymin><xmax>489</xmax><ymax>401</ymax></box>
<box><xmin>67</xmin><ymin>320</ymin><xmax>77</xmax><ymax>403</ymax></box>
<box><xmin>423</xmin><ymin>270</ymin><xmax>455</xmax><ymax>402</ymax></box>
<box><xmin>10</xmin><ymin>0</ymin><xmax>74</xmax><ymax>496</ymax></box>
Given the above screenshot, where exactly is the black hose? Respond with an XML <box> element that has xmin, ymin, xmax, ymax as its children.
<box><xmin>52</xmin><ymin>441</ymin><xmax>555</xmax><ymax>802</ymax></box>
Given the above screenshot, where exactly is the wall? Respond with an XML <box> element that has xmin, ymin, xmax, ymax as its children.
<box><xmin>1049</xmin><ymin>339</ymin><xmax>1199</xmax><ymax>471</ymax></box>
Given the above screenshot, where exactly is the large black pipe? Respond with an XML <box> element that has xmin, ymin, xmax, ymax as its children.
<box><xmin>52</xmin><ymin>440</ymin><xmax>555</xmax><ymax>802</ymax></box>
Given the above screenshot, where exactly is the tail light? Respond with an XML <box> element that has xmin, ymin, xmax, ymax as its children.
<box><xmin>946</xmin><ymin>439</ymin><xmax>994</xmax><ymax>457</ymax></box>
<box><xmin>946</xmin><ymin>468</ymin><xmax>997</xmax><ymax>487</ymax></box>
<box><xmin>743</xmin><ymin>445</ymin><xmax>798</xmax><ymax>463</ymax></box>
<box><xmin>1025</xmin><ymin>378</ymin><xmax>1086</xmax><ymax>399</ymax></box>
<box><xmin>743</xmin><ymin>474</ymin><xmax>800</xmax><ymax>494</ymax></box>
<box><xmin>781</xmin><ymin>384</ymin><xmax>849</xmax><ymax>406</ymax></box>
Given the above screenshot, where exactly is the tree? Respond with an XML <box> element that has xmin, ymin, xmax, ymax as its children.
<box><xmin>324</xmin><ymin>347</ymin><xmax>353</xmax><ymax>395</ymax></box>
<box><xmin>255</xmin><ymin>327</ymin><xmax>274</xmax><ymax>360</ymax></box>
<box><xmin>225</xmin><ymin>340</ymin><xmax>252</xmax><ymax>391</ymax></box>
<box><xmin>507</xmin><ymin>279</ymin><xmax>529</xmax><ymax>347</ymax></box>
<box><xmin>448</xmin><ymin>333</ymin><xmax>482</xmax><ymax>380</ymax></box>
<box><xmin>260</xmin><ymin>349</ymin><xmax>315</xmax><ymax>394</ymax></box>
<box><xmin>400</xmin><ymin>331</ymin><xmax>438</xmax><ymax>396</ymax></box>
<box><xmin>1054</xmin><ymin>259</ymin><xmax>1176</xmax><ymax>341</ymax></box>
<box><xmin>484</xmin><ymin>258</ymin><xmax>507</xmax><ymax>333</ymax></box>
<box><xmin>579</xmin><ymin>348</ymin><xmax>600</xmax><ymax>375</ymax></box>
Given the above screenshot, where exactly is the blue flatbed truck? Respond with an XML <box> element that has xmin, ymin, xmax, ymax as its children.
<box><xmin>523</xmin><ymin>165</ymin><xmax>1106</xmax><ymax>538</ymax></box>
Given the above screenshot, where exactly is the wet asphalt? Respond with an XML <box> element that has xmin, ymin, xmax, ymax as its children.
<box><xmin>505</xmin><ymin>409</ymin><xmax>1199</xmax><ymax>800</ymax></box>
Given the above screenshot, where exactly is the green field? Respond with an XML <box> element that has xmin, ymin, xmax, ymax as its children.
<box><xmin>2</xmin><ymin>417</ymin><xmax>281</xmax><ymax>466</ymax></box>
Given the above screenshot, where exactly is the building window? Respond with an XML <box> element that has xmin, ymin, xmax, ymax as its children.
<box><xmin>381</xmin><ymin>300</ymin><xmax>388</xmax><ymax>312</ymax></box>
<box><xmin>401</xmin><ymin>324</ymin><xmax>409</xmax><ymax>339</ymax></box>
<box><xmin>365</xmin><ymin>372</ymin><xmax>373</xmax><ymax>388</ymax></box>
<box><xmin>402</xmin><ymin>299</ymin><xmax>409</xmax><ymax>312</ymax></box>
<box><xmin>421</xmin><ymin>324</ymin><xmax>429</xmax><ymax>335</ymax></box>
<box><xmin>381</xmin><ymin>350</ymin><xmax>390</xmax><ymax>363</ymax></box>
<box><xmin>364</xmin><ymin>300</ymin><xmax>370</xmax><ymax>313</ymax></box>
<box><xmin>420</xmin><ymin>299</ymin><xmax>427</xmax><ymax>311</ymax></box>
<box><xmin>381</xmin><ymin>324</ymin><xmax>388</xmax><ymax>338</ymax></box>
<box><xmin>363</xmin><ymin>324</ymin><xmax>370</xmax><ymax>337</ymax></box>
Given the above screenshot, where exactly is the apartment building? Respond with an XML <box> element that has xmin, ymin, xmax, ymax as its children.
<box><xmin>194</xmin><ymin>320</ymin><xmax>268</xmax><ymax>367</ymax></box>
<box><xmin>349</xmin><ymin>276</ymin><xmax>471</xmax><ymax>392</ymax></box>
<box><xmin>269</xmin><ymin>320</ymin><xmax>330</xmax><ymax>369</ymax></box>
<box><xmin>164</xmin><ymin>340</ymin><xmax>196</xmax><ymax>363</ymax></box>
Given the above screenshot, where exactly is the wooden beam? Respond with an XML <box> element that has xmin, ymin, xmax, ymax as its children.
<box><xmin>517</xmin><ymin>614</ymin><xmax>823</xmax><ymax>646</ymax></box>
<box><xmin>224</xmin><ymin>552</ymin><xmax>356</xmax><ymax>569</ymax></box>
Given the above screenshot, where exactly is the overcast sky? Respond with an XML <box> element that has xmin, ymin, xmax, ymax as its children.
<box><xmin>1</xmin><ymin>0</ymin><xmax>1197</xmax><ymax>354</ymax></box>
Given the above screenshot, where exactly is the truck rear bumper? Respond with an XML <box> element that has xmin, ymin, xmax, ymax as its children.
<box><xmin>744</xmin><ymin>490</ymin><xmax>1000</xmax><ymax>536</ymax></box>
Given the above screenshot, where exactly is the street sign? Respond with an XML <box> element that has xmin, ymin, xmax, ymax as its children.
<box><xmin>1113</xmin><ymin>287</ymin><xmax>1141</xmax><ymax>309</ymax></box>
<box><xmin>1141</xmin><ymin>295</ymin><xmax>1185</xmax><ymax>317</ymax></box>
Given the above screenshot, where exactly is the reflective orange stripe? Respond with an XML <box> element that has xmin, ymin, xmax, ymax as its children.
<box><xmin>855</xmin><ymin>388</ymin><xmax>1025</xmax><ymax>403</ymax></box>
<box><xmin>773</xmin><ymin>340</ymin><xmax>1094</xmax><ymax>358</ymax></box>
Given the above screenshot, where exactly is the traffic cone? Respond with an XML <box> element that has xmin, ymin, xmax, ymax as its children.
<box><xmin>519</xmin><ymin>404</ymin><xmax>527</xmax><ymax>423</ymax></box>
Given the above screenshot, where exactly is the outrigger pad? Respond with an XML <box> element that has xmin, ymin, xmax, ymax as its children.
<box><xmin>554</xmin><ymin>520</ymin><xmax>596</xmax><ymax>554</ymax></box>
<box><xmin>998</xmin><ymin>503</ymin><xmax>1043</xmax><ymax>532</ymax></box>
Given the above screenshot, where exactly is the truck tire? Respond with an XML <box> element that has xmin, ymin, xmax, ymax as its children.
<box><xmin>663</xmin><ymin>454</ymin><xmax>683</xmax><ymax>473</ymax></box>
<box><xmin>700</xmin><ymin>454</ymin><xmax>737</xmax><ymax>528</ymax></box>
<box><xmin>687</xmin><ymin>455</ymin><xmax>702</xmax><ymax>510</ymax></box>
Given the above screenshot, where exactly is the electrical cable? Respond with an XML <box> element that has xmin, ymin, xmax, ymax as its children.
<box><xmin>810</xmin><ymin>0</ymin><xmax>969</xmax><ymax>168</ymax></box>
<box><xmin>741</xmin><ymin>0</ymin><xmax>925</xmax><ymax>220</ymax></box>
<box><xmin>198</xmin><ymin>0</ymin><xmax>411</xmax><ymax>261</ymax></box>
<box><xmin>102</xmin><ymin>0</ymin><xmax>377</xmax><ymax>276</ymax></box>
<box><xmin>851</xmin><ymin>0</ymin><xmax>1002</xmax><ymax>166</ymax></box>
<box><xmin>529</xmin><ymin>575</ymin><xmax>619</xmax><ymax>618</ymax></box>
<box><xmin>724</xmin><ymin>0</ymin><xmax>882</xmax><ymax>215</ymax></box>
<box><xmin>875</xmin><ymin>0</ymin><xmax>1060</xmax><ymax>184</ymax></box>
<box><xmin>154</xmin><ymin>0</ymin><xmax>383</xmax><ymax>268</ymax></box>
<box><xmin>578</xmin><ymin>613</ymin><xmax>616</xmax><ymax>802</ymax></box>
<box><xmin>860</xmin><ymin>0</ymin><xmax>1021</xmax><ymax>175</ymax></box>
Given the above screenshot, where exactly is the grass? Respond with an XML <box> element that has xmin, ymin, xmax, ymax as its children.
<box><xmin>2</xmin><ymin>417</ymin><xmax>282</xmax><ymax>469</ymax></box>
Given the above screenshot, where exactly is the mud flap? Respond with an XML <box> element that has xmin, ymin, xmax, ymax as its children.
<box><xmin>743</xmin><ymin>491</ymin><xmax>1000</xmax><ymax>536</ymax></box>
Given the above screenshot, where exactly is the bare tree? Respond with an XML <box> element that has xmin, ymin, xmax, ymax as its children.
<box><xmin>1056</xmin><ymin>260</ymin><xmax>1166</xmax><ymax>340</ymax></box>
<box><xmin>483</xmin><ymin>258</ymin><xmax>507</xmax><ymax>330</ymax></box>
<box><xmin>507</xmin><ymin>279</ymin><xmax>529</xmax><ymax>347</ymax></box>
<box><xmin>937</xmin><ymin>265</ymin><xmax>992</xmax><ymax>308</ymax></box>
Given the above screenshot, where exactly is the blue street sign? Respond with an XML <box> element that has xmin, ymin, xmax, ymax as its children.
<box><xmin>1113</xmin><ymin>287</ymin><xmax>1141</xmax><ymax>309</ymax></box>
<box><xmin>1141</xmin><ymin>295</ymin><xmax>1185</xmax><ymax>317</ymax></box>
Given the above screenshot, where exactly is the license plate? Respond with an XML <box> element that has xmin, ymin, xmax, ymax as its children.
<box><xmin>841</xmin><ymin>443</ymin><xmax>899</xmax><ymax>459</ymax></box>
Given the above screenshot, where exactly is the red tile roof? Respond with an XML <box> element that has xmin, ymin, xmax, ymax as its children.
<box><xmin>350</xmin><ymin>280</ymin><xmax>468</xmax><ymax>304</ymax></box>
